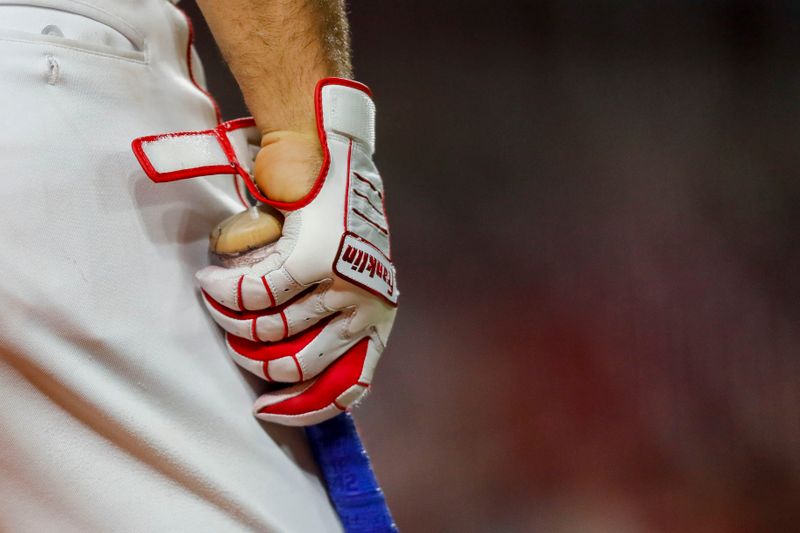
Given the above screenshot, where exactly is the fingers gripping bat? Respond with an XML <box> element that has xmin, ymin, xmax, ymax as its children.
<box><xmin>213</xmin><ymin>207</ymin><xmax>397</xmax><ymax>533</ymax></box>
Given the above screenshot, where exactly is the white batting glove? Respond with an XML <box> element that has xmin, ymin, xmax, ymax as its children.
<box><xmin>133</xmin><ymin>79</ymin><xmax>397</xmax><ymax>426</ymax></box>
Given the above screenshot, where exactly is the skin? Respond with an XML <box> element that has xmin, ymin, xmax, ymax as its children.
<box><xmin>197</xmin><ymin>0</ymin><xmax>352</xmax><ymax>206</ymax></box>
<box><xmin>209</xmin><ymin>204</ymin><xmax>283</xmax><ymax>256</ymax></box>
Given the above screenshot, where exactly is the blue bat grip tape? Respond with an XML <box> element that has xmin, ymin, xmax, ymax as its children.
<box><xmin>305</xmin><ymin>413</ymin><xmax>398</xmax><ymax>532</ymax></box>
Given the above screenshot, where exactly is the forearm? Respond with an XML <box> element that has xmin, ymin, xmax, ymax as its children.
<box><xmin>197</xmin><ymin>0</ymin><xmax>352</xmax><ymax>136</ymax></box>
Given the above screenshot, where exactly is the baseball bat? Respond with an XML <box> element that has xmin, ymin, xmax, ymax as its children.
<box><xmin>213</xmin><ymin>206</ymin><xmax>397</xmax><ymax>533</ymax></box>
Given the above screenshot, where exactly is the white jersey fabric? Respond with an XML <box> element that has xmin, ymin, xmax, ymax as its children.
<box><xmin>0</xmin><ymin>1</ymin><xmax>342</xmax><ymax>531</ymax></box>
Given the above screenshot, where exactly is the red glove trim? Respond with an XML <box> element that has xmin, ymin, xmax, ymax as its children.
<box><xmin>227</xmin><ymin>314</ymin><xmax>336</xmax><ymax>363</ymax></box>
<box><xmin>257</xmin><ymin>337</ymin><xmax>370</xmax><ymax>416</ymax></box>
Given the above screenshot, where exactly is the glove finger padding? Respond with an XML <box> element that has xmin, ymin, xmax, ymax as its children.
<box><xmin>253</xmin><ymin>336</ymin><xmax>383</xmax><ymax>426</ymax></box>
<box><xmin>224</xmin><ymin>311</ymin><xmax>383</xmax><ymax>383</ymax></box>
<box><xmin>200</xmin><ymin>282</ymin><xmax>337</xmax><ymax>343</ymax></box>
<box><xmin>195</xmin><ymin>262</ymin><xmax>306</xmax><ymax>313</ymax></box>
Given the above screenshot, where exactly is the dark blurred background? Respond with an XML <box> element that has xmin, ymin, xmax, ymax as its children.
<box><xmin>183</xmin><ymin>1</ymin><xmax>800</xmax><ymax>531</ymax></box>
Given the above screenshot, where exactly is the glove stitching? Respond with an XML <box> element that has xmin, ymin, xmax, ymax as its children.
<box><xmin>315</xmin><ymin>278</ymin><xmax>336</xmax><ymax>314</ymax></box>
<box><xmin>369</xmin><ymin>326</ymin><xmax>387</xmax><ymax>351</ymax></box>
<box><xmin>350</xmin><ymin>141</ymin><xmax>378</xmax><ymax>171</ymax></box>
<box><xmin>276</xmin><ymin>268</ymin><xmax>303</xmax><ymax>304</ymax></box>
<box><xmin>338</xmin><ymin>307</ymin><xmax>359</xmax><ymax>340</ymax></box>
<box><xmin>227</xmin><ymin>276</ymin><xmax>239</xmax><ymax>313</ymax></box>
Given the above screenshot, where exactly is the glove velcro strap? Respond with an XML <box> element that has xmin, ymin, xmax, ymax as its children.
<box><xmin>131</xmin><ymin>118</ymin><xmax>258</xmax><ymax>183</ymax></box>
<box><xmin>321</xmin><ymin>81</ymin><xmax>376</xmax><ymax>155</ymax></box>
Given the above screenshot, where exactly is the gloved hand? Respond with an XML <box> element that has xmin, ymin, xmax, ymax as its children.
<box><xmin>133</xmin><ymin>78</ymin><xmax>397</xmax><ymax>426</ymax></box>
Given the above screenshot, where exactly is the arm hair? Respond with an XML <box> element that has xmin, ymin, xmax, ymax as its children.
<box><xmin>197</xmin><ymin>0</ymin><xmax>352</xmax><ymax>135</ymax></box>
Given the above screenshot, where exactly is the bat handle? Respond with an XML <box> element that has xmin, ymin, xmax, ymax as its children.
<box><xmin>217</xmin><ymin>237</ymin><xmax>395</xmax><ymax>529</ymax></box>
<box><xmin>305</xmin><ymin>413</ymin><xmax>398</xmax><ymax>532</ymax></box>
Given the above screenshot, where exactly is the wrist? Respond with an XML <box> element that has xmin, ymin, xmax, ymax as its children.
<box><xmin>250</xmin><ymin>78</ymin><xmax>322</xmax><ymax>138</ymax></box>
<box><xmin>256</xmin><ymin>114</ymin><xmax>317</xmax><ymax>139</ymax></box>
